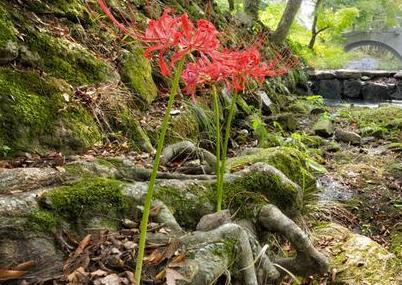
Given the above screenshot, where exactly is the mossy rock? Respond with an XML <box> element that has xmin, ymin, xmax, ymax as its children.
<box><xmin>39</xmin><ymin>177</ymin><xmax>130</xmax><ymax>230</ymax></box>
<box><xmin>0</xmin><ymin>68</ymin><xmax>101</xmax><ymax>156</ymax></box>
<box><xmin>227</xmin><ymin>147</ymin><xmax>315</xmax><ymax>187</ymax></box>
<box><xmin>313</xmin><ymin>118</ymin><xmax>334</xmax><ymax>138</ymax></box>
<box><xmin>24</xmin><ymin>30</ymin><xmax>117</xmax><ymax>85</ymax></box>
<box><xmin>119</xmin><ymin>49</ymin><xmax>158</xmax><ymax>106</ymax></box>
<box><xmin>314</xmin><ymin>223</ymin><xmax>402</xmax><ymax>285</ymax></box>
<box><xmin>222</xmin><ymin>163</ymin><xmax>303</xmax><ymax>218</ymax></box>
<box><xmin>25</xmin><ymin>0</ymin><xmax>91</xmax><ymax>22</ymax></box>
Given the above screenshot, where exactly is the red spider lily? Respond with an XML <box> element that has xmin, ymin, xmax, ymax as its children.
<box><xmin>182</xmin><ymin>47</ymin><xmax>299</xmax><ymax>97</ymax></box>
<box><xmin>97</xmin><ymin>0</ymin><xmax>220</xmax><ymax>77</ymax></box>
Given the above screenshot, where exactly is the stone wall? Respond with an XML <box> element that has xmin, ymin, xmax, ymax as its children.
<box><xmin>309</xmin><ymin>70</ymin><xmax>402</xmax><ymax>101</ymax></box>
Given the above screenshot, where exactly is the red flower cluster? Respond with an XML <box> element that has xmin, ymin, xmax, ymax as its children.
<box><xmin>97</xmin><ymin>0</ymin><xmax>298</xmax><ymax>96</ymax></box>
<box><xmin>182</xmin><ymin>47</ymin><xmax>299</xmax><ymax>98</ymax></box>
<box><xmin>97</xmin><ymin>1</ymin><xmax>220</xmax><ymax>76</ymax></box>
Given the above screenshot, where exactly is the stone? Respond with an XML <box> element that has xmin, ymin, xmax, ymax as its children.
<box><xmin>390</xmin><ymin>83</ymin><xmax>402</xmax><ymax>100</ymax></box>
<box><xmin>335</xmin><ymin>69</ymin><xmax>362</xmax><ymax>79</ymax></box>
<box><xmin>0</xmin><ymin>40</ymin><xmax>18</xmax><ymax>64</ymax></box>
<box><xmin>318</xmin><ymin>79</ymin><xmax>342</xmax><ymax>100</ymax></box>
<box><xmin>361</xmin><ymin>70</ymin><xmax>396</xmax><ymax>78</ymax></box>
<box><xmin>196</xmin><ymin>210</ymin><xmax>231</xmax><ymax>231</ymax></box>
<box><xmin>313</xmin><ymin>119</ymin><xmax>334</xmax><ymax>138</ymax></box>
<box><xmin>119</xmin><ymin>49</ymin><xmax>158</xmax><ymax>106</ymax></box>
<box><xmin>314</xmin><ymin>223</ymin><xmax>402</xmax><ymax>285</ymax></box>
<box><xmin>308</xmin><ymin>70</ymin><xmax>336</xmax><ymax>80</ymax></box>
<box><xmin>334</xmin><ymin>129</ymin><xmax>362</xmax><ymax>145</ymax></box>
<box><xmin>264</xmin><ymin>113</ymin><xmax>298</xmax><ymax>131</ymax></box>
<box><xmin>394</xmin><ymin>71</ymin><xmax>402</xmax><ymax>79</ymax></box>
<box><xmin>343</xmin><ymin>80</ymin><xmax>362</xmax><ymax>99</ymax></box>
<box><xmin>362</xmin><ymin>82</ymin><xmax>390</xmax><ymax>101</ymax></box>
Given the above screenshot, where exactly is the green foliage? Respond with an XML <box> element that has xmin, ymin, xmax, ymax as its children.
<box><xmin>250</xmin><ymin>114</ymin><xmax>269</xmax><ymax>147</ymax></box>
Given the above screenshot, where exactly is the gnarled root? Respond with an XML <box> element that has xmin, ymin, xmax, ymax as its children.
<box><xmin>259</xmin><ymin>204</ymin><xmax>330</xmax><ymax>277</ymax></box>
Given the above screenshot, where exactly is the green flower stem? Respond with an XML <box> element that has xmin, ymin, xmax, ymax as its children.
<box><xmin>212</xmin><ymin>85</ymin><xmax>221</xmax><ymax>209</ymax></box>
<box><xmin>134</xmin><ymin>58</ymin><xmax>186</xmax><ymax>284</ymax></box>
<box><xmin>216</xmin><ymin>89</ymin><xmax>238</xmax><ymax>212</ymax></box>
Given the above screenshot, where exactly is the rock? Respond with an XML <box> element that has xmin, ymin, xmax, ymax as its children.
<box><xmin>324</xmin><ymin>141</ymin><xmax>341</xmax><ymax>152</ymax></box>
<box><xmin>361</xmin><ymin>70</ymin><xmax>396</xmax><ymax>78</ymax></box>
<box><xmin>0</xmin><ymin>168</ymin><xmax>64</xmax><ymax>194</ymax></box>
<box><xmin>343</xmin><ymin>80</ymin><xmax>362</xmax><ymax>99</ymax></box>
<box><xmin>308</xmin><ymin>70</ymin><xmax>336</xmax><ymax>80</ymax></box>
<box><xmin>394</xmin><ymin>71</ymin><xmax>402</xmax><ymax>79</ymax></box>
<box><xmin>310</xmin><ymin>107</ymin><xmax>326</xmax><ymax>115</ymax></box>
<box><xmin>0</xmin><ymin>40</ymin><xmax>18</xmax><ymax>64</ymax></box>
<box><xmin>361</xmin><ymin>76</ymin><xmax>371</xmax><ymax>81</ymax></box>
<box><xmin>335</xmin><ymin>69</ymin><xmax>362</xmax><ymax>79</ymax></box>
<box><xmin>318</xmin><ymin>79</ymin><xmax>342</xmax><ymax>100</ymax></box>
<box><xmin>226</xmin><ymin>146</ymin><xmax>315</xmax><ymax>187</ymax></box>
<box><xmin>362</xmin><ymin>82</ymin><xmax>390</xmax><ymax>101</ymax></box>
<box><xmin>264</xmin><ymin>113</ymin><xmax>298</xmax><ymax>131</ymax></box>
<box><xmin>257</xmin><ymin>91</ymin><xmax>273</xmax><ymax>113</ymax></box>
<box><xmin>313</xmin><ymin>119</ymin><xmax>334</xmax><ymax>138</ymax></box>
<box><xmin>119</xmin><ymin>49</ymin><xmax>158</xmax><ymax>106</ymax></box>
<box><xmin>334</xmin><ymin>129</ymin><xmax>362</xmax><ymax>145</ymax></box>
<box><xmin>196</xmin><ymin>210</ymin><xmax>231</xmax><ymax>231</ymax></box>
<box><xmin>314</xmin><ymin>223</ymin><xmax>402</xmax><ymax>285</ymax></box>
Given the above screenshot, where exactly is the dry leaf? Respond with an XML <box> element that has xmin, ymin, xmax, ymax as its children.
<box><xmin>168</xmin><ymin>253</ymin><xmax>186</xmax><ymax>268</ymax></box>
<box><xmin>13</xmin><ymin>261</ymin><xmax>35</xmax><ymax>272</ymax></box>
<box><xmin>67</xmin><ymin>267</ymin><xmax>88</xmax><ymax>285</ymax></box>
<box><xmin>165</xmin><ymin>268</ymin><xmax>186</xmax><ymax>285</ymax></box>
<box><xmin>143</xmin><ymin>249</ymin><xmax>163</xmax><ymax>265</ymax></box>
<box><xmin>73</xmin><ymin>234</ymin><xmax>92</xmax><ymax>258</ymax></box>
<box><xmin>0</xmin><ymin>269</ymin><xmax>26</xmax><ymax>281</ymax></box>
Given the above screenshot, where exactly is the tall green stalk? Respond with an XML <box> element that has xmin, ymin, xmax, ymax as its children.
<box><xmin>212</xmin><ymin>85</ymin><xmax>221</xmax><ymax>210</ymax></box>
<box><xmin>134</xmin><ymin>58</ymin><xmax>186</xmax><ymax>284</ymax></box>
<box><xmin>216</xmin><ymin>90</ymin><xmax>238</xmax><ymax>212</ymax></box>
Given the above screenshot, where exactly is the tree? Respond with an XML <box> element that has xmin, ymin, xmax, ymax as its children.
<box><xmin>244</xmin><ymin>0</ymin><xmax>261</xmax><ymax>21</ymax></box>
<box><xmin>309</xmin><ymin>4</ymin><xmax>359</xmax><ymax>49</ymax></box>
<box><xmin>309</xmin><ymin>0</ymin><xmax>326</xmax><ymax>49</ymax></box>
<box><xmin>272</xmin><ymin>0</ymin><xmax>303</xmax><ymax>43</ymax></box>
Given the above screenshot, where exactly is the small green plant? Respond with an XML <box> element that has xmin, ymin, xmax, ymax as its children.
<box><xmin>1</xmin><ymin>145</ymin><xmax>11</xmax><ymax>157</ymax></box>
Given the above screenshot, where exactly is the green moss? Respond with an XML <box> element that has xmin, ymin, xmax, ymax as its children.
<box><xmin>118</xmin><ymin>108</ymin><xmax>153</xmax><ymax>152</ymax></box>
<box><xmin>26</xmin><ymin>0</ymin><xmax>90</xmax><ymax>23</ymax></box>
<box><xmin>155</xmin><ymin>183</ymin><xmax>214</xmax><ymax>229</ymax></box>
<box><xmin>0</xmin><ymin>68</ymin><xmax>101</xmax><ymax>155</ymax></box>
<box><xmin>390</xmin><ymin>230</ymin><xmax>402</xmax><ymax>258</ymax></box>
<box><xmin>222</xmin><ymin>171</ymin><xmax>302</xmax><ymax>218</ymax></box>
<box><xmin>227</xmin><ymin>147</ymin><xmax>314</xmax><ymax>187</ymax></box>
<box><xmin>0</xmin><ymin>3</ymin><xmax>16</xmax><ymax>48</ymax></box>
<box><xmin>22</xmin><ymin>27</ymin><xmax>113</xmax><ymax>85</ymax></box>
<box><xmin>28</xmin><ymin>210</ymin><xmax>58</xmax><ymax>232</ymax></box>
<box><xmin>119</xmin><ymin>49</ymin><xmax>158</xmax><ymax>106</ymax></box>
<box><xmin>40</xmin><ymin>177</ymin><xmax>127</xmax><ymax>222</ymax></box>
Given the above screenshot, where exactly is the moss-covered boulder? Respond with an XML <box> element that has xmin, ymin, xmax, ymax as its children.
<box><xmin>119</xmin><ymin>49</ymin><xmax>158</xmax><ymax>106</ymax></box>
<box><xmin>0</xmin><ymin>68</ymin><xmax>102</xmax><ymax>156</ymax></box>
<box><xmin>313</xmin><ymin>118</ymin><xmax>334</xmax><ymax>138</ymax></box>
<box><xmin>314</xmin><ymin>223</ymin><xmax>402</xmax><ymax>285</ymax></box>
<box><xmin>227</xmin><ymin>147</ymin><xmax>315</xmax><ymax>187</ymax></box>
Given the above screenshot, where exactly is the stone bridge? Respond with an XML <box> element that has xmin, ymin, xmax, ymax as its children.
<box><xmin>343</xmin><ymin>30</ymin><xmax>402</xmax><ymax>60</ymax></box>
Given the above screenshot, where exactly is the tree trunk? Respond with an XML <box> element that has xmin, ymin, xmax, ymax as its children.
<box><xmin>244</xmin><ymin>0</ymin><xmax>260</xmax><ymax>21</ymax></box>
<box><xmin>308</xmin><ymin>0</ymin><xmax>322</xmax><ymax>49</ymax></box>
<box><xmin>228</xmin><ymin>0</ymin><xmax>235</xmax><ymax>11</ymax></box>
<box><xmin>271</xmin><ymin>0</ymin><xmax>302</xmax><ymax>43</ymax></box>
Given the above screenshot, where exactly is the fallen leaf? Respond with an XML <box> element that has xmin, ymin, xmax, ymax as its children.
<box><xmin>143</xmin><ymin>249</ymin><xmax>163</xmax><ymax>265</ymax></box>
<box><xmin>165</xmin><ymin>268</ymin><xmax>186</xmax><ymax>285</ymax></box>
<box><xmin>13</xmin><ymin>260</ymin><xmax>35</xmax><ymax>272</ymax></box>
<box><xmin>73</xmin><ymin>234</ymin><xmax>92</xmax><ymax>258</ymax></box>
<box><xmin>0</xmin><ymin>269</ymin><xmax>26</xmax><ymax>281</ymax></box>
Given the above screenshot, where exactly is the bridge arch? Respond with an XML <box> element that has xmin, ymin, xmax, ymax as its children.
<box><xmin>344</xmin><ymin>40</ymin><xmax>402</xmax><ymax>60</ymax></box>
